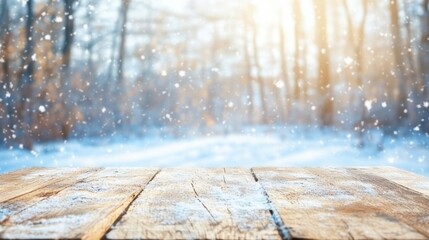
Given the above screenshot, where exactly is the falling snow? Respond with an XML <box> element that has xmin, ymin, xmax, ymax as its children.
<box><xmin>38</xmin><ymin>105</ymin><xmax>46</xmax><ymax>113</ymax></box>
<box><xmin>0</xmin><ymin>0</ymin><xmax>427</xmax><ymax>177</ymax></box>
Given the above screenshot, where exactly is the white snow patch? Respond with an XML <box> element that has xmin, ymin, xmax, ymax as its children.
<box><xmin>0</xmin><ymin>127</ymin><xmax>427</xmax><ymax>176</ymax></box>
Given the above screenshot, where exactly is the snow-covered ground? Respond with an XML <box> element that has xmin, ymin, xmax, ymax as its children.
<box><xmin>0</xmin><ymin>126</ymin><xmax>428</xmax><ymax>176</ymax></box>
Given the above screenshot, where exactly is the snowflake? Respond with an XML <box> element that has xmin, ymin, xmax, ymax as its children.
<box><xmin>178</xmin><ymin>70</ymin><xmax>186</xmax><ymax>77</ymax></box>
<box><xmin>38</xmin><ymin>105</ymin><xmax>46</xmax><ymax>113</ymax></box>
<box><xmin>275</xmin><ymin>81</ymin><xmax>285</xmax><ymax>89</ymax></box>
<box><xmin>54</xmin><ymin>16</ymin><xmax>63</xmax><ymax>23</ymax></box>
<box><xmin>364</xmin><ymin>100</ymin><xmax>372</xmax><ymax>111</ymax></box>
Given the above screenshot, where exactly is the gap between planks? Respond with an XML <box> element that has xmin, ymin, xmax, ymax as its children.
<box><xmin>106</xmin><ymin>168</ymin><xmax>282</xmax><ymax>239</ymax></box>
<box><xmin>252</xmin><ymin>167</ymin><xmax>429</xmax><ymax>239</ymax></box>
<box><xmin>107</xmin><ymin>169</ymin><xmax>161</xmax><ymax>234</ymax></box>
<box><xmin>250</xmin><ymin>168</ymin><xmax>289</xmax><ymax>240</ymax></box>
<box><xmin>2</xmin><ymin>167</ymin><xmax>429</xmax><ymax>240</ymax></box>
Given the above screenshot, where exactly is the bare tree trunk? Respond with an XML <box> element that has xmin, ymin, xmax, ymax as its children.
<box><xmin>402</xmin><ymin>2</ymin><xmax>420</xmax><ymax>127</ymax></box>
<box><xmin>343</xmin><ymin>1</ymin><xmax>368</xmax><ymax>100</ymax></box>
<box><xmin>343</xmin><ymin>0</ymin><xmax>368</xmax><ymax>90</ymax></box>
<box><xmin>107</xmin><ymin>19</ymin><xmax>119</xmax><ymax>87</ymax></box>
<box><xmin>293</xmin><ymin>0</ymin><xmax>302</xmax><ymax>102</ymax></box>
<box><xmin>301</xmin><ymin>39</ymin><xmax>308</xmax><ymax>106</ymax></box>
<box><xmin>114</xmin><ymin>0</ymin><xmax>130</xmax><ymax>128</ymax></box>
<box><xmin>419</xmin><ymin>0</ymin><xmax>429</xmax><ymax>132</ymax></box>
<box><xmin>250</xmin><ymin>14</ymin><xmax>268</xmax><ymax>124</ymax></box>
<box><xmin>355</xmin><ymin>1</ymin><xmax>368</xmax><ymax>89</ymax></box>
<box><xmin>278</xmin><ymin>6</ymin><xmax>289</xmax><ymax>121</ymax></box>
<box><xmin>390</xmin><ymin>0</ymin><xmax>409</xmax><ymax>123</ymax></box>
<box><xmin>243</xmin><ymin>22</ymin><xmax>254</xmax><ymax>124</ymax></box>
<box><xmin>0</xmin><ymin>0</ymin><xmax>14</xmax><ymax>145</ymax></box>
<box><xmin>85</xmin><ymin>1</ymin><xmax>95</xmax><ymax>80</ymax></box>
<box><xmin>207</xmin><ymin>26</ymin><xmax>219</xmax><ymax>125</ymax></box>
<box><xmin>300</xmin><ymin>15</ymin><xmax>309</xmax><ymax>115</ymax></box>
<box><xmin>59</xmin><ymin>0</ymin><xmax>75</xmax><ymax>140</ymax></box>
<box><xmin>17</xmin><ymin>0</ymin><xmax>35</xmax><ymax>150</ymax></box>
<box><xmin>314</xmin><ymin>0</ymin><xmax>333</xmax><ymax>126</ymax></box>
<box><xmin>269</xmin><ymin>23</ymin><xmax>285</xmax><ymax>124</ymax></box>
<box><xmin>117</xmin><ymin>0</ymin><xmax>130</xmax><ymax>86</ymax></box>
<box><xmin>420</xmin><ymin>0</ymin><xmax>429</xmax><ymax>98</ymax></box>
<box><xmin>343</xmin><ymin>0</ymin><xmax>369</xmax><ymax>146</ymax></box>
<box><xmin>62</xmin><ymin>0</ymin><xmax>74</xmax><ymax>68</ymax></box>
<box><xmin>269</xmin><ymin>7</ymin><xmax>285</xmax><ymax>123</ymax></box>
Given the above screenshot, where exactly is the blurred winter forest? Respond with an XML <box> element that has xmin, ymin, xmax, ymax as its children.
<box><xmin>0</xmin><ymin>0</ymin><xmax>429</xmax><ymax>151</ymax></box>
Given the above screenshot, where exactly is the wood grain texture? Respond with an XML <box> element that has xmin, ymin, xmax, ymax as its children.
<box><xmin>106</xmin><ymin>168</ymin><xmax>280</xmax><ymax>240</ymax></box>
<box><xmin>0</xmin><ymin>168</ymin><xmax>88</xmax><ymax>203</ymax></box>
<box><xmin>0</xmin><ymin>168</ymin><xmax>100</xmax><ymax>223</ymax></box>
<box><xmin>253</xmin><ymin>167</ymin><xmax>429</xmax><ymax>240</ymax></box>
<box><xmin>358</xmin><ymin>167</ymin><xmax>429</xmax><ymax>196</ymax></box>
<box><xmin>0</xmin><ymin>168</ymin><xmax>158</xmax><ymax>240</ymax></box>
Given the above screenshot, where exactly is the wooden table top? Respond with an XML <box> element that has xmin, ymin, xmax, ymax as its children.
<box><xmin>0</xmin><ymin>167</ymin><xmax>428</xmax><ymax>239</ymax></box>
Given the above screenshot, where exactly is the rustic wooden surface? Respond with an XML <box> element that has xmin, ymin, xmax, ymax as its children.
<box><xmin>0</xmin><ymin>167</ymin><xmax>428</xmax><ymax>240</ymax></box>
<box><xmin>0</xmin><ymin>168</ymin><xmax>158</xmax><ymax>240</ymax></box>
<box><xmin>0</xmin><ymin>168</ymin><xmax>89</xmax><ymax>203</ymax></box>
<box><xmin>253</xmin><ymin>167</ymin><xmax>429</xmax><ymax>239</ymax></box>
<box><xmin>359</xmin><ymin>166</ymin><xmax>429</xmax><ymax>196</ymax></box>
<box><xmin>106</xmin><ymin>168</ymin><xmax>279</xmax><ymax>239</ymax></box>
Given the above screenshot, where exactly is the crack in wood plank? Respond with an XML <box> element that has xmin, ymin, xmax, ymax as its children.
<box><xmin>106</xmin><ymin>169</ymin><xmax>161</xmax><ymax>233</ymax></box>
<box><xmin>2</xmin><ymin>167</ymin><xmax>427</xmax><ymax>240</ymax></box>
<box><xmin>106</xmin><ymin>168</ymin><xmax>280</xmax><ymax>239</ymax></box>
<box><xmin>191</xmin><ymin>181</ymin><xmax>216</xmax><ymax>222</ymax></box>
<box><xmin>341</xmin><ymin>219</ymin><xmax>355</xmax><ymax>240</ymax></box>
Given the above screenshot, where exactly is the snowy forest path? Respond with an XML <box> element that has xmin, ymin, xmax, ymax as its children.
<box><xmin>0</xmin><ymin>167</ymin><xmax>428</xmax><ymax>239</ymax></box>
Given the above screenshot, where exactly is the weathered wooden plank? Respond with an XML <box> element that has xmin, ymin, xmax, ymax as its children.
<box><xmin>106</xmin><ymin>168</ymin><xmax>280</xmax><ymax>240</ymax></box>
<box><xmin>358</xmin><ymin>167</ymin><xmax>429</xmax><ymax>196</ymax></box>
<box><xmin>0</xmin><ymin>168</ymin><xmax>91</xmax><ymax>203</ymax></box>
<box><xmin>0</xmin><ymin>167</ymin><xmax>41</xmax><ymax>183</ymax></box>
<box><xmin>253</xmin><ymin>167</ymin><xmax>429</xmax><ymax>239</ymax></box>
<box><xmin>0</xmin><ymin>168</ymin><xmax>100</xmax><ymax>223</ymax></box>
<box><xmin>0</xmin><ymin>168</ymin><xmax>158</xmax><ymax>240</ymax></box>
